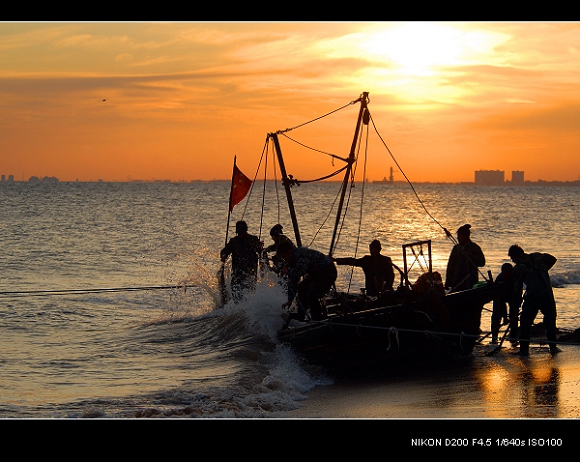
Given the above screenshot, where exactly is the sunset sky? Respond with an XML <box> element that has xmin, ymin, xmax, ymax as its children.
<box><xmin>1</xmin><ymin>21</ymin><xmax>580</xmax><ymax>183</ymax></box>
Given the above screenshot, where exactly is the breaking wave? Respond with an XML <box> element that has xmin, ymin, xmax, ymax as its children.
<box><xmin>110</xmin><ymin>277</ymin><xmax>333</xmax><ymax>418</ymax></box>
<box><xmin>551</xmin><ymin>268</ymin><xmax>580</xmax><ymax>287</ymax></box>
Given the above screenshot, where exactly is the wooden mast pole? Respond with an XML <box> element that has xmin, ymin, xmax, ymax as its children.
<box><xmin>270</xmin><ymin>132</ymin><xmax>302</xmax><ymax>248</ymax></box>
<box><xmin>328</xmin><ymin>92</ymin><xmax>369</xmax><ymax>257</ymax></box>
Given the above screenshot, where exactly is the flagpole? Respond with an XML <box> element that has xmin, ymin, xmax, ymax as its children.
<box><xmin>219</xmin><ymin>155</ymin><xmax>237</xmax><ymax>307</ymax></box>
<box><xmin>225</xmin><ymin>155</ymin><xmax>237</xmax><ymax>246</ymax></box>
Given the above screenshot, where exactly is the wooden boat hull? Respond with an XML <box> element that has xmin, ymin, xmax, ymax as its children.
<box><xmin>278</xmin><ymin>281</ymin><xmax>504</xmax><ymax>376</ymax></box>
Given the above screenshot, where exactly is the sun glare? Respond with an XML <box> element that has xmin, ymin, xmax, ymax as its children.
<box><xmin>361</xmin><ymin>23</ymin><xmax>506</xmax><ymax>74</ymax></box>
<box><xmin>362</xmin><ymin>23</ymin><xmax>464</xmax><ymax>74</ymax></box>
<box><xmin>336</xmin><ymin>23</ymin><xmax>511</xmax><ymax>105</ymax></box>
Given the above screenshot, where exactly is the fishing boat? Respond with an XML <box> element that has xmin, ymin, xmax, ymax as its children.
<box><xmin>277</xmin><ymin>244</ymin><xmax>503</xmax><ymax>375</ymax></box>
<box><xmin>224</xmin><ymin>92</ymin><xmax>505</xmax><ymax>376</ymax></box>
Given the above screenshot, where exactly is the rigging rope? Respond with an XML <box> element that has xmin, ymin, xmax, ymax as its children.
<box><xmin>262</xmin><ymin>99</ymin><xmax>449</xmax><ymax>248</ymax></box>
<box><xmin>260</xmin><ymin>140</ymin><xmax>268</xmax><ymax>238</ymax></box>
<box><xmin>252</xmin><ymin>95</ymin><xmax>488</xmax><ymax>282</ymax></box>
<box><xmin>271</xmin><ymin>142</ymin><xmax>281</xmax><ymax>224</ymax></box>
<box><xmin>276</xmin><ymin>99</ymin><xmax>357</xmax><ymax>134</ymax></box>
<box><xmin>279</xmin><ymin>132</ymin><xmax>348</xmax><ymax>163</ymax></box>
<box><xmin>345</xmin><ymin>120</ymin><xmax>370</xmax><ymax>294</ymax></box>
<box><xmin>308</xmin><ymin>184</ymin><xmax>344</xmax><ymax>247</ymax></box>
<box><xmin>288</xmin><ymin>166</ymin><xmax>348</xmax><ymax>185</ymax></box>
<box><xmin>241</xmin><ymin>136</ymin><xmax>270</xmax><ymax>240</ymax></box>
<box><xmin>244</xmin><ymin>96</ymin><xmax>357</xmax><ymax>246</ymax></box>
<box><xmin>368</xmin><ymin>112</ymin><xmax>452</xmax><ymax>241</ymax></box>
<box><xmin>327</xmin><ymin>99</ymin><xmax>370</xmax><ymax>257</ymax></box>
<box><xmin>295</xmin><ymin>319</ymin><xmax>580</xmax><ymax>348</ymax></box>
<box><xmin>257</xmin><ymin>97</ymin><xmax>365</xmax><ymax>249</ymax></box>
<box><xmin>368</xmin><ymin>111</ymin><xmax>489</xmax><ymax>282</ymax></box>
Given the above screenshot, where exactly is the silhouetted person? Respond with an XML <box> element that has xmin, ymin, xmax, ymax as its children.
<box><xmin>220</xmin><ymin>220</ymin><xmax>263</xmax><ymax>301</ymax></box>
<box><xmin>491</xmin><ymin>263</ymin><xmax>518</xmax><ymax>344</ymax></box>
<box><xmin>263</xmin><ymin>224</ymin><xmax>294</xmax><ymax>275</ymax></box>
<box><xmin>508</xmin><ymin>245</ymin><xmax>559</xmax><ymax>356</ymax></box>
<box><xmin>276</xmin><ymin>241</ymin><xmax>337</xmax><ymax>326</ymax></box>
<box><xmin>333</xmin><ymin>239</ymin><xmax>394</xmax><ymax>297</ymax></box>
<box><xmin>445</xmin><ymin>224</ymin><xmax>486</xmax><ymax>292</ymax></box>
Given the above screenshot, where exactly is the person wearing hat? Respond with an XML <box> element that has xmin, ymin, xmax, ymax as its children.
<box><xmin>445</xmin><ymin>224</ymin><xmax>486</xmax><ymax>293</ymax></box>
<box><xmin>508</xmin><ymin>244</ymin><xmax>559</xmax><ymax>356</ymax></box>
<box><xmin>333</xmin><ymin>240</ymin><xmax>395</xmax><ymax>297</ymax></box>
<box><xmin>263</xmin><ymin>224</ymin><xmax>295</xmax><ymax>276</ymax></box>
<box><xmin>220</xmin><ymin>220</ymin><xmax>263</xmax><ymax>301</ymax></box>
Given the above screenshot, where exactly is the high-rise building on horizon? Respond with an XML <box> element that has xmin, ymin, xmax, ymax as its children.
<box><xmin>511</xmin><ymin>170</ymin><xmax>524</xmax><ymax>184</ymax></box>
<box><xmin>475</xmin><ymin>170</ymin><xmax>505</xmax><ymax>185</ymax></box>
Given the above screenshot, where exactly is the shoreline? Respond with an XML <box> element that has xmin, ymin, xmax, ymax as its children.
<box><xmin>283</xmin><ymin>341</ymin><xmax>580</xmax><ymax>419</ymax></box>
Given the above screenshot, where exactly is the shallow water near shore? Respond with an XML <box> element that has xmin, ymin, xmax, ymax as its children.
<box><xmin>0</xmin><ymin>181</ymin><xmax>578</xmax><ymax>419</ymax></box>
<box><xmin>283</xmin><ymin>342</ymin><xmax>580</xmax><ymax>419</ymax></box>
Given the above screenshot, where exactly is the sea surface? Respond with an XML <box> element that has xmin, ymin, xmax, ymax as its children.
<box><xmin>0</xmin><ymin>180</ymin><xmax>578</xmax><ymax>418</ymax></box>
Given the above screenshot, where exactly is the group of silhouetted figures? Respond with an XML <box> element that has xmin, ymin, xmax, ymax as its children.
<box><xmin>221</xmin><ymin>221</ymin><xmax>560</xmax><ymax>356</ymax></box>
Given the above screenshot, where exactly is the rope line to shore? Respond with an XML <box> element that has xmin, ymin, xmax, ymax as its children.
<box><xmin>0</xmin><ymin>284</ymin><xmax>195</xmax><ymax>298</ymax></box>
<box><xmin>4</xmin><ymin>284</ymin><xmax>579</xmax><ymax>348</ymax></box>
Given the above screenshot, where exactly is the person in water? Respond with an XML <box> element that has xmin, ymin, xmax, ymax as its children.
<box><xmin>445</xmin><ymin>224</ymin><xmax>486</xmax><ymax>292</ymax></box>
<box><xmin>508</xmin><ymin>244</ymin><xmax>559</xmax><ymax>356</ymax></box>
<box><xmin>276</xmin><ymin>241</ymin><xmax>337</xmax><ymax>327</ymax></box>
<box><xmin>220</xmin><ymin>220</ymin><xmax>263</xmax><ymax>301</ymax></box>
<box><xmin>333</xmin><ymin>239</ymin><xmax>394</xmax><ymax>297</ymax></box>
<box><xmin>490</xmin><ymin>263</ymin><xmax>518</xmax><ymax>344</ymax></box>
<box><xmin>263</xmin><ymin>224</ymin><xmax>295</xmax><ymax>276</ymax></box>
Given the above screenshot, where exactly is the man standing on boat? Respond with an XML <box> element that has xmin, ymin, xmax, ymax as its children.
<box><xmin>276</xmin><ymin>241</ymin><xmax>337</xmax><ymax>326</ymax></box>
<box><xmin>508</xmin><ymin>245</ymin><xmax>559</xmax><ymax>356</ymax></box>
<box><xmin>445</xmin><ymin>224</ymin><xmax>486</xmax><ymax>293</ymax></box>
<box><xmin>220</xmin><ymin>220</ymin><xmax>263</xmax><ymax>301</ymax></box>
<box><xmin>333</xmin><ymin>239</ymin><xmax>394</xmax><ymax>297</ymax></box>
<box><xmin>263</xmin><ymin>224</ymin><xmax>295</xmax><ymax>276</ymax></box>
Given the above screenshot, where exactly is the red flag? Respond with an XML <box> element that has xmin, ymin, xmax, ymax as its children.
<box><xmin>229</xmin><ymin>161</ymin><xmax>252</xmax><ymax>211</ymax></box>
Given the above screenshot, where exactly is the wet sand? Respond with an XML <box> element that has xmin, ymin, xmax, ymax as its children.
<box><xmin>286</xmin><ymin>342</ymin><xmax>580</xmax><ymax>419</ymax></box>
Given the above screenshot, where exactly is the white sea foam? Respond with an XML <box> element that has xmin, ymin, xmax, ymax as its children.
<box><xmin>551</xmin><ymin>269</ymin><xmax>580</xmax><ymax>287</ymax></box>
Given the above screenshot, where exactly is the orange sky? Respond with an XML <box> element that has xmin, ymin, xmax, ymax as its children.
<box><xmin>1</xmin><ymin>21</ymin><xmax>580</xmax><ymax>183</ymax></box>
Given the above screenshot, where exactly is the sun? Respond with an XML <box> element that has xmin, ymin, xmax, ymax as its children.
<box><xmin>362</xmin><ymin>23</ymin><xmax>466</xmax><ymax>75</ymax></box>
<box><xmin>336</xmin><ymin>22</ymin><xmax>511</xmax><ymax>105</ymax></box>
<box><xmin>312</xmin><ymin>23</ymin><xmax>509</xmax><ymax>105</ymax></box>
<box><xmin>362</xmin><ymin>22</ymin><xmax>510</xmax><ymax>75</ymax></box>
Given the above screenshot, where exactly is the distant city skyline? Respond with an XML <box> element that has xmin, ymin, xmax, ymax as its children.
<box><xmin>475</xmin><ymin>169</ymin><xmax>523</xmax><ymax>185</ymax></box>
<box><xmin>2</xmin><ymin>171</ymin><xmax>579</xmax><ymax>185</ymax></box>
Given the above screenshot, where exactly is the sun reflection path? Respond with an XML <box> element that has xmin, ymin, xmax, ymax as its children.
<box><xmin>473</xmin><ymin>354</ymin><xmax>564</xmax><ymax>418</ymax></box>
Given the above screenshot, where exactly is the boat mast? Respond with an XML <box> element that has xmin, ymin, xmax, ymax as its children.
<box><xmin>270</xmin><ymin>132</ymin><xmax>302</xmax><ymax>248</ymax></box>
<box><xmin>328</xmin><ymin>92</ymin><xmax>370</xmax><ymax>257</ymax></box>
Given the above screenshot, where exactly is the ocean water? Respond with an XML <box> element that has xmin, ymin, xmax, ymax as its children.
<box><xmin>0</xmin><ymin>180</ymin><xmax>578</xmax><ymax>418</ymax></box>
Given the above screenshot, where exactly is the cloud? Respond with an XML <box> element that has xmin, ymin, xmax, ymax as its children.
<box><xmin>494</xmin><ymin>102</ymin><xmax>580</xmax><ymax>133</ymax></box>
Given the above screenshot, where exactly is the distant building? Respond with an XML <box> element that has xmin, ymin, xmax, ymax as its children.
<box><xmin>29</xmin><ymin>176</ymin><xmax>59</xmax><ymax>184</ymax></box>
<box><xmin>511</xmin><ymin>170</ymin><xmax>524</xmax><ymax>184</ymax></box>
<box><xmin>475</xmin><ymin>170</ymin><xmax>505</xmax><ymax>185</ymax></box>
<box><xmin>374</xmin><ymin>167</ymin><xmax>396</xmax><ymax>184</ymax></box>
